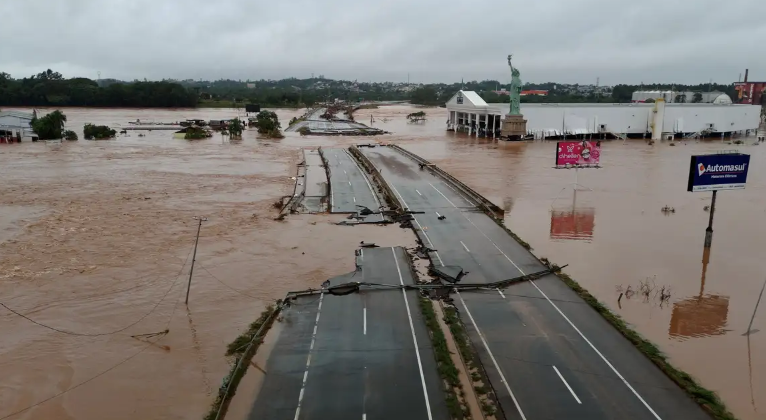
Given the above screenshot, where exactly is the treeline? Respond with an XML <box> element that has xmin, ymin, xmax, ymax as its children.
<box><xmin>184</xmin><ymin>78</ymin><xmax>411</xmax><ymax>108</ymax></box>
<box><xmin>0</xmin><ymin>69</ymin><xmax>197</xmax><ymax>107</ymax></box>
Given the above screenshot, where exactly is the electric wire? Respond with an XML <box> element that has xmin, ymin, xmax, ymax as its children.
<box><xmin>198</xmin><ymin>264</ymin><xmax>259</xmax><ymax>299</ymax></box>
<box><xmin>0</xmin><ymin>241</ymin><xmax>195</xmax><ymax>337</ymax></box>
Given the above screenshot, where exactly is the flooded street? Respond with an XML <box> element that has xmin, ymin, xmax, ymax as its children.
<box><xmin>1</xmin><ymin>105</ymin><xmax>764</xmax><ymax>420</ymax></box>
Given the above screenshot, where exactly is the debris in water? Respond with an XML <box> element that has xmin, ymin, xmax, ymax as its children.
<box><xmin>661</xmin><ymin>205</ymin><xmax>675</xmax><ymax>214</ymax></box>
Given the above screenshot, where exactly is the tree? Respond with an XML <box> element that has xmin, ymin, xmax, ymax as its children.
<box><xmin>692</xmin><ymin>92</ymin><xmax>703</xmax><ymax>103</ymax></box>
<box><xmin>674</xmin><ymin>93</ymin><xmax>687</xmax><ymax>103</ymax></box>
<box><xmin>83</xmin><ymin>123</ymin><xmax>117</xmax><ymax>140</ymax></box>
<box><xmin>64</xmin><ymin>130</ymin><xmax>78</xmax><ymax>141</ymax></box>
<box><xmin>410</xmin><ymin>86</ymin><xmax>439</xmax><ymax>105</ymax></box>
<box><xmin>229</xmin><ymin>118</ymin><xmax>243</xmax><ymax>138</ymax></box>
<box><xmin>645</xmin><ymin>98</ymin><xmax>656</xmax><ymax>103</ymax></box>
<box><xmin>31</xmin><ymin>110</ymin><xmax>67</xmax><ymax>140</ymax></box>
<box><xmin>253</xmin><ymin>111</ymin><xmax>283</xmax><ymax>138</ymax></box>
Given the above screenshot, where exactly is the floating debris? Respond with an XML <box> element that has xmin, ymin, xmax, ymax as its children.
<box><xmin>661</xmin><ymin>205</ymin><xmax>676</xmax><ymax>214</ymax></box>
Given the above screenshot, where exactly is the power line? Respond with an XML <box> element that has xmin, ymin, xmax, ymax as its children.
<box><xmin>0</xmin><ymin>244</ymin><xmax>200</xmax><ymax>419</ymax></box>
<box><xmin>0</xmin><ymin>333</ymin><xmax>166</xmax><ymax>420</ymax></box>
<box><xmin>198</xmin><ymin>265</ymin><xmax>259</xmax><ymax>299</ymax></box>
<box><xmin>0</xmin><ymin>241</ymin><xmax>195</xmax><ymax>337</ymax></box>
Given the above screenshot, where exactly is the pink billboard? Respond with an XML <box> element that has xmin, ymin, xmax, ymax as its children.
<box><xmin>556</xmin><ymin>141</ymin><xmax>602</xmax><ymax>167</ymax></box>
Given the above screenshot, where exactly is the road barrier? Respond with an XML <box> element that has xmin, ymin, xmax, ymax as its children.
<box><xmin>317</xmin><ymin>147</ymin><xmax>332</xmax><ymax>212</ymax></box>
<box><xmin>207</xmin><ymin>304</ymin><xmax>283</xmax><ymax>420</ymax></box>
<box><xmin>348</xmin><ymin>146</ymin><xmax>402</xmax><ymax>212</ymax></box>
<box><xmin>387</xmin><ymin>144</ymin><xmax>504</xmax><ymax>219</ymax></box>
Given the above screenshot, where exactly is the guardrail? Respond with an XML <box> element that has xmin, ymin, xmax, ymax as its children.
<box><xmin>348</xmin><ymin>146</ymin><xmax>402</xmax><ymax>212</ymax></box>
<box><xmin>317</xmin><ymin>147</ymin><xmax>332</xmax><ymax>212</ymax></box>
<box><xmin>210</xmin><ymin>304</ymin><xmax>283</xmax><ymax>420</ymax></box>
<box><xmin>387</xmin><ymin>144</ymin><xmax>504</xmax><ymax>219</ymax></box>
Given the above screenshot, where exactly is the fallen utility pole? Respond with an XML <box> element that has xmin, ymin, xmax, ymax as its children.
<box><xmin>283</xmin><ymin>266</ymin><xmax>564</xmax><ymax>300</ymax></box>
<box><xmin>186</xmin><ymin>216</ymin><xmax>208</xmax><ymax>305</ymax></box>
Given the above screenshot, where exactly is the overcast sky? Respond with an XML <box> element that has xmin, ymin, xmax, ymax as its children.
<box><xmin>2</xmin><ymin>0</ymin><xmax>764</xmax><ymax>85</ymax></box>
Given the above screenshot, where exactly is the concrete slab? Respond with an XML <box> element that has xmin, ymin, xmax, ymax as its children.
<box><xmin>249</xmin><ymin>247</ymin><xmax>449</xmax><ymax>420</ymax></box>
<box><xmin>298</xmin><ymin>149</ymin><xmax>328</xmax><ymax>213</ymax></box>
<box><xmin>323</xmin><ymin>148</ymin><xmax>381</xmax><ymax>213</ymax></box>
<box><xmin>362</xmin><ymin>145</ymin><xmax>713</xmax><ymax>420</ymax></box>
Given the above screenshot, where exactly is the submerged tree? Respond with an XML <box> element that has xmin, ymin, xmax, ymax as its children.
<box><xmin>692</xmin><ymin>92</ymin><xmax>704</xmax><ymax>103</ymax></box>
<box><xmin>184</xmin><ymin>127</ymin><xmax>209</xmax><ymax>140</ymax></box>
<box><xmin>229</xmin><ymin>118</ymin><xmax>244</xmax><ymax>138</ymax></box>
<box><xmin>253</xmin><ymin>110</ymin><xmax>284</xmax><ymax>138</ymax></box>
<box><xmin>64</xmin><ymin>130</ymin><xmax>78</xmax><ymax>140</ymax></box>
<box><xmin>83</xmin><ymin>123</ymin><xmax>117</xmax><ymax>140</ymax></box>
<box><xmin>30</xmin><ymin>110</ymin><xmax>67</xmax><ymax>140</ymax></box>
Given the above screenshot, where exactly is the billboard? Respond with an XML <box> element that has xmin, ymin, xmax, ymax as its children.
<box><xmin>687</xmin><ymin>153</ymin><xmax>751</xmax><ymax>192</ymax></box>
<box><xmin>245</xmin><ymin>104</ymin><xmax>261</xmax><ymax>113</ymax></box>
<box><xmin>734</xmin><ymin>81</ymin><xmax>766</xmax><ymax>105</ymax></box>
<box><xmin>556</xmin><ymin>141</ymin><xmax>602</xmax><ymax>167</ymax></box>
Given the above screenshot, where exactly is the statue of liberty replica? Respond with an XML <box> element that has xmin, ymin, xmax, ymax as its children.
<box><xmin>500</xmin><ymin>54</ymin><xmax>528</xmax><ymax>141</ymax></box>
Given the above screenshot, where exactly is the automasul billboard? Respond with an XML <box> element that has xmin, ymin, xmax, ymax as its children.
<box><xmin>556</xmin><ymin>141</ymin><xmax>602</xmax><ymax>167</ymax></box>
<box><xmin>687</xmin><ymin>153</ymin><xmax>751</xmax><ymax>192</ymax></box>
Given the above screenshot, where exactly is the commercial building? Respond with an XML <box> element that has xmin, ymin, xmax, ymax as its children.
<box><xmin>0</xmin><ymin>110</ymin><xmax>36</xmax><ymax>141</ymax></box>
<box><xmin>445</xmin><ymin>90</ymin><xmax>762</xmax><ymax>139</ymax></box>
<box><xmin>631</xmin><ymin>90</ymin><xmax>732</xmax><ymax>104</ymax></box>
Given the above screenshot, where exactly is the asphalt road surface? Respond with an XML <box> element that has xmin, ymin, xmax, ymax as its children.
<box><xmin>361</xmin><ymin>145</ymin><xmax>711</xmax><ymax>420</ymax></box>
<box><xmin>324</xmin><ymin>148</ymin><xmax>381</xmax><ymax>213</ymax></box>
<box><xmin>301</xmin><ymin>149</ymin><xmax>328</xmax><ymax>213</ymax></box>
<box><xmin>249</xmin><ymin>247</ymin><xmax>449</xmax><ymax>420</ymax></box>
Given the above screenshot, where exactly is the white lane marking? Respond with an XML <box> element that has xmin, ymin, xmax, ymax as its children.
<box><xmin>349</xmin><ymin>181</ymin><xmax>352</xmax><ymax>186</ymax></box>
<box><xmin>345</xmin><ymin>149</ymin><xmax>380</xmax><ymax>207</ymax></box>
<box><xmin>362</xmin><ymin>415</ymin><xmax>366</xmax><ymax>420</ymax></box>
<box><xmin>435</xmin><ymin>211</ymin><xmax>441</xmax><ymax>218</ymax></box>
<box><xmin>294</xmin><ymin>293</ymin><xmax>324</xmax><ymax>420</ymax></box>
<box><xmin>344</xmin><ymin>170</ymin><xmax>347</xmax><ymax>174</ymax></box>
<box><xmin>416</xmin><ymin>189</ymin><xmax>422</xmax><ymax>196</ymax></box>
<box><xmin>553</xmin><ymin>365</ymin><xmax>582</xmax><ymax>404</ymax></box>
<box><xmin>392</xmin><ymin>248</ymin><xmax>433</xmax><ymax>420</ymax></box>
<box><xmin>363</xmin><ymin>306</ymin><xmax>367</xmax><ymax>335</ymax></box>
<box><xmin>460</xmin><ymin>240</ymin><xmax>470</xmax><ymax>253</ymax></box>
<box><xmin>428</xmin><ymin>183</ymin><xmax>663</xmax><ymax>419</ymax></box>
<box><xmin>387</xmin><ymin>182</ymin><xmax>444</xmax><ymax>266</ymax></box>
<box><xmin>353</xmin><ymin>197</ymin><xmax>356</xmax><ymax>203</ymax></box>
<box><xmin>456</xmin><ymin>290</ymin><xmax>527</xmax><ymax>420</ymax></box>
<box><xmin>528</xmin><ymin>280</ymin><xmax>663</xmax><ymax>418</ymax></box>
<box><xmin>429</xmin><ymin>182</ymin><xmax>459</xmax><ymax>208</ymax></box>
<box><xmin>496</xmin><ymin>288</ymin><xmax>506</xmax><ymax>298</ymax></box>
<box><xmin>438</xmin><ymin>177</ymin><xmax>476</xmax><ymax>206</ymax></box>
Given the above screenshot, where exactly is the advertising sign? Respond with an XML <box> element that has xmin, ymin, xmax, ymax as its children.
<box><xmin>687</xmin><ymin>153</ymin><xmax>751</xmax><ymax>192</ymax></box>
<box><xmin>556</xmin><ymin>141</ymin><xmax>602</xmax><ymax>167</ymax></box>
<box><xmin>734</xmin><ymin>81</ymin><xmax>766</xmax><ymax>105</ymax></box>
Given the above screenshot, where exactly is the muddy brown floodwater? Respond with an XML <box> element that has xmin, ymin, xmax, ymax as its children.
<box><xmin>0</xmin><ymin>105</ymin><xmax>763</xmax><ymax>420</ymax></box>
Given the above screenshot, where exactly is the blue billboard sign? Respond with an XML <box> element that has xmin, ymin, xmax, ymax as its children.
<box><xmin>687</xmin><ymin>153</ymin><xmax>751</xmax><ymax>192</ymax></box>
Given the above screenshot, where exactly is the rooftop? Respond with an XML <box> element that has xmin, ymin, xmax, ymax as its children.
<box><xmin>0</xmin><ymin>110</ymin><xmax>35</xmax><ymax>120</ymax></box>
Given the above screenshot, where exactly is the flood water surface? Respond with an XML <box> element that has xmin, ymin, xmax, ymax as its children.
<box><xmin>1</xmin><ymin>105</ymin><xmax>764</xmax><ymax>420</ymax></box>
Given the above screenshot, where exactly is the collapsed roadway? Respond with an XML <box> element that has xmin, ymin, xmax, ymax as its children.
<box><xmin>247</xmin><ymin>145</ymin><xmax>714</xmax><ymax>420</ymax></box>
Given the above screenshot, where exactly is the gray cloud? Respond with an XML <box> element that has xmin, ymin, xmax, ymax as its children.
<box><xmin>1</xmin><ymin>0</ymin><xmax>764</xmax><ymax>84</ymax></box>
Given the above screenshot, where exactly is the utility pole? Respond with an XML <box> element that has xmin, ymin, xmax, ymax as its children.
<box><xmin>185</xmin><ymin>216</ymin><xmax>207</xmax><ymax>305</ymax></box>
<box><xmin>704</xmin><ymin>191</ymin><xmax>717</xmax><ymax>248</ymax></box>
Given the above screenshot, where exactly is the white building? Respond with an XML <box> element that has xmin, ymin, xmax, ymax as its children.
<box><xmin>631</xmin><ymin>90</ymin><xmax>732</xmax><ymax>104</ymax></box>
<box><xmin>445</xmin><ymin>90</ymin><xmax>762</xmax><ymax>139</ymax></box>
<box><xmin>0</xmin><ymin>110</ymin><xmax>36</xmax><ymax>141</ymax></box>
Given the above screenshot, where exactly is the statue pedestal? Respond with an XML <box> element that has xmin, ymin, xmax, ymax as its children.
<box><xmin>501</xmin><ymin>114</ymin><xmax>527</xmax><ymax>140</ymax></box>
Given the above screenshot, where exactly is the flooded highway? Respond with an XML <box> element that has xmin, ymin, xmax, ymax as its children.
<box><xmin>1</xmin><ymin>105</ymin><xmax>764</xmax><ymax>420</ymax></box>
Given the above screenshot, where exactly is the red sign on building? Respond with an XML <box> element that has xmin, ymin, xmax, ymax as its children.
<box><xmin>734</xmin><ymin>82</ymin><xmax>766</xmax><ymax>105</ymax></box>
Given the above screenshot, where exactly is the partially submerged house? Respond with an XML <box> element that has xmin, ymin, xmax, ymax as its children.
<box><xmin>0</xmin><ymin>110</ymin><xmax>37</xmax><ymax>141</ymax></box>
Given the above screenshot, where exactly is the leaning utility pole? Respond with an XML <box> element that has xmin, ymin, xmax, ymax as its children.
<box><xmin>185</xmin><ymin>216</ymin><xmax>207</xmax><ymax>305</ymax></box>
